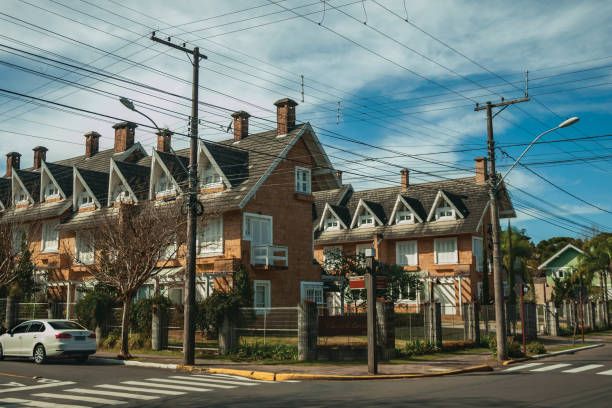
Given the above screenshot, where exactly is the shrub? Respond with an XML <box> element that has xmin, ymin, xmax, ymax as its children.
<box><xmin>404</xmin><ymin>339</ymin><xmax>440</xmax><ymax>357</ymax></box>
<box><xmin>526</xmin><ymin>341</ymin><xmax>546</xmax><ymax>355</ymax></box>
<box><xmin>489</xmin><ymin>337</ymin><xmax>525</xmax><ymax>358</ymax></box>
<box><xmin>101</xmin><ymin>330</ymin><xmax>121</xmax><ymax>349</ymax></box>
<box><xmin>230</xmin><ymin>343</ymin><xmax>297</xmax><ymax>361</ymax></box>
<box><xmin>129</xmin><ymin>295</ymin><xmax>172</xmax><ymax>337</ymax></box>
<box><xmin>129</xmin><ymin>333</ymin><xmax>151</xmax><ymax>350</ymax></box>
<box><xmin>74</xmin><ymin>290</ymin><xmax>115</xmax><ymax>330</ymax></box>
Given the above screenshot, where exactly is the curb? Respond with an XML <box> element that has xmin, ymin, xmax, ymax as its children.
<box><xmin>201</xmin><ymin>364</ymin><xmax>492</xmax><ymax>382</ymax></box>
<box><xmin>501</xmin><ymin>343</ymin><xmax>604</xmax><ymax>366</ymax></box>
<box><xmin>91</xmin><ymin>357</ymin><xmax>178</xmax><ymax>370</ymax></box>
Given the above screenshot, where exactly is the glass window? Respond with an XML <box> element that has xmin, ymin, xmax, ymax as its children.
<box><xmin>396</xmin><ymin>208</ymin><xmax>413</xmax><ymax>224</ymax></box>
<box><xmin>27</xmin><ymin>322</ymin><xmax>43</xmax><ymax>333</ymax></box>
<box><xmin>324</xmin><ymin>215</ymin><xmax>340</xmax><ymax>230</ymax></box>
<box><xmin>396</xmin><ymin>241</ymin><xmax>418</xmax><ymax>266</ymax></box>
<box><xmin>11</xmin><ymin>227</ymin><xmax>27</xmax><ymax>254</ymax></box>
<box><xmin>358</xmin><ymin>210</ymin><xmax>374</xmax><ymax>227</ymax></box>
<box><xmin>253</xmin><ymin>280</ymin><xmax>270</xmax><ymax>311</ymax></box>
<box><xmin>15</xmin><ymin>188</ymin><xmax>29</xmax><ymax>205</ymax></box>
<box><xmin>48</xmin><ymin>321</ymin><xmax>86</xmax><ymax>330</ymax></box>
<box><xmin>78</xmin><ymin>191</ymin><xmax>95</xmax><ymax>209</ymax></box>
<box><xmin>198</xmin><ymin>217</ymin><xmax>223</xmax><ymax>255</ymax></box>
<box><xmin>75</xmin><ymin>231</ymin><xmax>94</xmax><ymax>265</ymax></box>
<box><xmin>301</xmin><ymin>282</ymin><xmax>324</xmax><ymax>304</ymax></box>
<box><xmin>155</xmin><ymin>174</ymin><xmax>176</xmax><ymax>197</ymax></box>
<box><xmin>41</xmin><ymin>220</ymin><xmax>59</xmax><ymax>252</ymax></box>
<box><xmin>44</xmin><ymin>182</ymin><xmax>59</xmax><ymax>200</ymax></box>
<box><xmin>472</xmin><ymin>237</ymin><xmax>484</xmax><ymax>272</ymax></box>
<box><xmin>12</xmin><ymin>323</ymin><xmax>30</xmax><ymax>334</ymax></box>
<box><xmin>434</xmin><ymin>237</ymin><xmax>458</xmax><ymax>264</ymax></box>
<box><xmin>435</xmin><ymin>200</ymin><xmax>455</xmax><ymax>220</ymax></box>
<box><xmin>243</xmin><ymin>214</ymin><xmax>272</xmax><ymax>245</ymax></box>
<box><xmin>201</xmin><ymin>162</ymin><xmax>222</xmax><ymax>188</ymax></box>
<box><xmin>295</xmin><ymin>167</ymin><xmax>311</xmax><ymax>194</ymax></box>
<box><xmin>113</xmin><ymin>184</ymin><xmax>130</xmax><ymax>203</ymax></box>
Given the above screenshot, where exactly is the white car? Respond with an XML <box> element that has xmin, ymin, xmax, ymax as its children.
<box><xmin>0</xmin><ymin>319</ymin><xmax>97</xmax><ymax>364</ymax></box>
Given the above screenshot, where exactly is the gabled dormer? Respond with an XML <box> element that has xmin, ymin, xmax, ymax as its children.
<box><xmin>197</xmin><ymin>141</ymin><xmax>235</xmax><ymax>192</ymax></box>
<box><xmin>108</xmin><ymin>159</ymin><xmax>149</xmax><ymax>205</ymax></box>
<box><xmin>11</xmin><ymin>170</ymin><xmax>36</xmax><ymax>208</ymax></box>
<box><xmin>389</xmin><ymin>195</ymin><xmax>423</xmax><ymax>225</ymax></box>
<box><xmin>427</xmin><ymin>190</ymin><xmax>464</xmax><ymax>222</ymax></box>
<box><xmin>350</xmin><ymin>199</ymin><xmax>384</xmax><ymax>229</ymax></box>
<box><xmin>149</xmin><ymin>149</ymin><xmax>185</xmax><ymax>200</ymax></box>
<box><xmin>39</xmin><ymin>162</ymin><xmax>69</xmax><ymax>203</ymax></box>
<box><xmin>73</xmin><ymin>167</ymin><xmax>107</xmax><ymax>211</ymax></box>
<box><xmin>318</xmin><ymin>203</ymin><xmax>348</xmax><ymax>231</ymax></box>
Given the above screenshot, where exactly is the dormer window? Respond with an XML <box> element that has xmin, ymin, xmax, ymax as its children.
<box><xmin>201</xmin><ymin>162</ymin><xmax>222</xmax><ymax>189</ymax></box>
<box><xmin>15</xmin><ymin>189</ymin><xmax>29</xmax><ymax>205</ymax></box>
<box><xmin>357</xmin><ymin>209</ymin><xmax>375</xmax><ymax>228</ymax></box>
<box><xmin>78</xmin><ymin>191</ymin><xmax>95</xmax><ymax>209</ymax></box>
<box><xmin>324</xmin><ymin>215</ymin><xmax>340</xmax><ymax>231</ymax></box>
<box><xmin>44</xmin><ymin>183</ymin><xmax>59</xmax><ymax>201</ymax></box>
<box><xmin>396</xmin><ymin>209</ymin><xmax>414</xmax><ymax>224</ymax></box>
<box><xmin>435</xmin><ymin>200</ymin><xmax>455</xmax><ymax>221</ymax></box>
<box><xmin>155</xmin><ymin>174</ymin><xmax>175</xmax><ymax>198</ymax></box>
<box><xmin>113</xmin><ymin>184</ymin><xmax>130</xmax><ymax>203</ymax></box>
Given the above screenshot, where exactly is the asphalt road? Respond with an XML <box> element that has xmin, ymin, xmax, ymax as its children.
<box><xmin>0</xmin><ymin>344</ymin><xmax>610</xmax><ymax>407</ymax></box>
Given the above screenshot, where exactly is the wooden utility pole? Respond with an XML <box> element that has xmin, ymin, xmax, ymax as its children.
<box><xmin>365</xmin><ymin>250</ymin><xmax>377</xmax><ymax>375</ymax></box>
<box><xmin>151</xmin><ymin>33</ymin><xmax>207</xmax><ymax>365</ymax></box>
<box><xmin>475</xmin><ymin>95</ymin><xmax>529</xmax><ymax>364</ymax></box>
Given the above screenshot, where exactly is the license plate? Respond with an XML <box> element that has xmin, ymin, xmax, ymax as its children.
<box><xmin>74</xmin><ymin>336</ymin><xmax>85</xmax><ymax>341</ymax></box>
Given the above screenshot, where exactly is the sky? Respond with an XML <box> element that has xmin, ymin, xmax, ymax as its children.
<box><xmin>0</xmin><ymin>0</ymin><xmax>611</xmax><ymax>243</ymax></box>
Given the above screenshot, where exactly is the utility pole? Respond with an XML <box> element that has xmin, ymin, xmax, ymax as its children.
<box><xmin>475</xmin><ymin>94</ymin><xmax>529</xmax><ymax>364</ymax></box>
<box><xmin>151</xmin><ymin>33</ymin><xmax>207</xmax><ymax>365</ymax></box>
<box><xmin>365</xmin><ymin>249</ymin><xmax>377</xmax><ymax>375</ymax></box>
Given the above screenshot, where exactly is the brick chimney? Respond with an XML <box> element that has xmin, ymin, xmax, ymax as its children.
<box><xmin>401</xmin><ymin>168</ymin><xmax>409</xmax><ymax>189</ymax></box>
<box><xmin>475</xmin><ymin>157</ymin><xmax>488</xmax><ymax>184</ymax></box>
<box><xmin>112</xmin><ymin>122</ymin><xmax>137</xmax><ymax>153</ymax></box>
<box><xmin>273</xmin><ymin>98</ymin><xmax>298</xmax><ymax>136</ymax></box>
<box><xmin>335</xmin><ymin>170</ymin><xmax>343</xmax><ymax>184</ymax></box>
<box><xmin>5</xmin><ymin>152</ymin><xmax>21</xmax><ymax>178</ymax></box>
<box><xmin>231</xmin><ymin>110</ymin><xmax>250</xmax><ymax>142</ymax></box>
<box><xmin>156</xmin><ymin>128</ymin><xmax>173</xmax><ymax>152</ymax></box>
<box><xmin>32</xmin><ymin>146</ymin><xmax>48</xmax><ymax>170</ymax></box>
<box><xmin>84</xmin><ymin>131</ymin><xmax>101</xmax><ymax>158</ymax></box>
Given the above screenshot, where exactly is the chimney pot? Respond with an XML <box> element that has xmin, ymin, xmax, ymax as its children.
<box><xmin>401</xmin><ymin>168</ymin><xmax>409</xmax><ymax>189</ymax></box>
<box><xmin>273</xmin><ymin>98</ymin><xmax>298</xmax><ymax>136</ymax></box>
<box><xmin>335</xmin><ymin>170</ymin><xmax>343</xmax><ymax>184</ymax></box>
<box><xmin>84</xmin><ymin>131</ymin><xmax>101</xmax><ymax>158</ymax></box>
<box><xmin>5</xmin><ymin>152</ymin><xmax>21</xmax><ymax>178</ymax></box>
<box><xmin>231</xmin><ymin>110</ymin><xmax>250</xmax><ymax>142</ymax></box>
<box><xmin>156</xmin><ymin>128</ymin><xmax>173</xmax><ymax>152</ymax></box>
<box><xmin>32</xmin><ymin>146</ymin><xmax>48</xmax><ymax>170</ymax></box>
<box><xmin>474</xmin><ymin>157</ymin><xmax>488</xmax><ymax>184</ymax></box>
<box><xmin>112</xmin><ymin>121</ymin><xmax>137</xmax><ymax>153</ymax></box>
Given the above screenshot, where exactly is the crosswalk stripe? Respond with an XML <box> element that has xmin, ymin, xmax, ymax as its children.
<box><xmin>531</xmin><ymin>364</ymin><xmax>572</xmax><ymax>372</ymax></box>
<box><xmin>0</xmin><ymin>381</ymin><xmax>75</xmax><ymax>394</ymax></box>
<box><xmin>64</xmin><ymin>388</ymin><xmax>158</xmax><ymax>400</ymax></box>
<box><xmin>146</xmin><ymin>378</ymin><xmax>235</xmax><ymax>389</ymax></box>
<box><xmin>596</xmin><ymin>369</ymin><xmax>612</xmax><ymax>376</ymax></box>
<box><xmin>0</xmin><ymin>397</ymin><xmax>88</xmax><ymax>408</ymax></box>
<box><xmin>562</xmin><ymin>364</ymin><xmax>604</xmax><ymax>373</ymax></box>
<box><xmin>34</xmin><ymin>393</ymin><xmax>126</xmax><ymax>405</ymax></box>
<box><xmin>96</xmin><ymin>384</ymin><xmax>186</xmax><ymax>395</ymax></box>
<box><xmin>504</xmin><ymin>363</ymin><xmax>544</xmax><ymax>372</ymax></box>
<box><xmin>188</xmin><ymin>376</ymin><xmax>259</xmax><ymax>386</ymax></box>
<box><xmin>121</xmin><ymin>381</ymin><xmax>211</xmax><ymax>393</ymax></box>
<box><xmin>167</xmin><ymin>377</ymin><xmax>237</xmax><ymax>389</ymax></box>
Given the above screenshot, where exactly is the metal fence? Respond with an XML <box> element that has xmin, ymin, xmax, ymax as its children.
<box><xmin>234</xmin><ymin>307</ymin><xmax>298</xmax><ymax>346</ymax></box>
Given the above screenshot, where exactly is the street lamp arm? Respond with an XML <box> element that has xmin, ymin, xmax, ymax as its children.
<box><xmin>132</xmin><ymin>108</ymin><xmax>160</xmax><ymax>133</ymax></box>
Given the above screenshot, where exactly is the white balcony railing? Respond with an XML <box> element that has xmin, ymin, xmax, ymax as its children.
<box><xmin>251</xmin><ymin>245</ymin><xmax>288</xmax><ymax>267</ymax></box>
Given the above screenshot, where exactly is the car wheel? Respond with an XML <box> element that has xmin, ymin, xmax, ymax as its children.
<box><xmin>33</xmin><ymin>344</ymin><xmax>46</xmax><ymax>365</ymax></box>
<box><xmin>0</xmin><ymin>343</ymin><xmax>4</xmax><ymax>361</ymax></box>
<box><xmin>75</xmin><ymin>354</ymin><xmax>88</xmax><ymax>363</ymax></box>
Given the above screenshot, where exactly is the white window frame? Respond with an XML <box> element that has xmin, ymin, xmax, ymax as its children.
<box><xmin>295</xmin><ymin>166</ymin><xmax>311</xmax><ymax>194</ymax></box>
<box><xmin>253</xmin><ymin>280</ymin><xmax>271</xmax><ymax>313</ymax></box>
<box><xmin>324</xmin><ymin>215</ymin><xmax>340</xmax><ymax>231</ymax></box>
<box><xmin>357</xmin><ymin>210</ymin><xmax>375</xmax><ymax>228</ymax></box>
<box><xmin>112</xmin><ymin>183</ymin><xmax>130</xmax><ymax>203</ymax></box>
<box><xmin>197</xmin><ymin>217</ymin><xmax>223</xmax><ymax>256</ymax></box>
<box><xmin>472</xmin><ymin>236</ymin><xmax>484</xmax><ymax>272</ymax></box>
<box><xmin>201</xmin><ymin>162</ymin><xmax>222</xmax><ymax>189</ymax></box>
<box><xmin>44</xmin><ymin>182</ymin><xmax>60</xmax><ymax>201</ymax></box>
<box><xmin>15</xmin><ymin>188</ymin><xmax>29</xmax><ymax>206</ymax></box>
<box><xmin>323</xmin><ymin>245</ymin><xmax>342</xmax><ymax>270</ymax></box>
<box><xmin>41</xmin><ymin>219</ymin><xmax>59</xmax><ymax>253</ymax></box>
<box><xmin>396</xmin><ymin>209</ymin><xmax>414</xmax><ymax>225</ymax></box>
<box><xmin>301</xmin><ymin>281</ymin><xmax>324</xmax><ymax>305</ymax></box>
<box><xmin>155</xmin><ymin>173</ymin><xmax>176</xmax><ymax>198</ymax></box>
<box><xmin>396</xmin><ymin>240</ymin><xmax>418</xmax><ymax>266</ymax></box>
<box><xmin>160</xmin><ymin>236</ymin><xmax>178</xmax><ymax>260</ymax></box>
<box><xmin>75</xmin><ymin>231</ymin><xmax>94</xmax><ymax>265</ymax></box>
<box><xmin>12</xmin><ymin>226</ymin><xmax>27</xmax><ymax>254</ymax></box>
<box><xmin>243</xmin><ymin>213</ymin><xmax>273</xmax><ymax>243</ymax></box>
<box><xmin>434</xmin><ymin>237</ymin><xmax>458</xmax><ymax>265</ymax></box>
<box><xmin>435</xmin><ymin>201</ymin><xmax>455</xmax><ymax>221</ymax></box>
<box><xmin>78</xmin><ymin>191</ymin><xmax>95</xmax><ymax>209</ymax></box>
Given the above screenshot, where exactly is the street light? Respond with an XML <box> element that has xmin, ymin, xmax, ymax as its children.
<box><xmin>119</xmin><ymin>97</ymin><xmax>160</xmax><ymax>133</ymax></box>
<box><xmin>498</xmin><ymin>117</ymin><xmax>579</xmax><ymax>186</ymax></box>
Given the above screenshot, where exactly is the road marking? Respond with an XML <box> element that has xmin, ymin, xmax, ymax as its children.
<box><xmin>188</xmin><ymin>376</ymin><xmax>258</xmax><ymax>386</ymax></box>
<box><xmin>0</xmin><ymin>381</ymin><xmax>75</xmax><ymax>393</ymax></box>
<box><xmin>208</xmin><ymin>374</ymin><xmax>276</xmax><ymax>383</ymax></box>
<box><xmin>504</xmin><ymin>363</ymin><xmax>544</xmax><ymax>372</ymax></box>
<box><xmin>166</xmin><ymin>377</ymin><xmax>236</xmax><ymax>389</ymax></box>
<box><xmin>96</xmin><ymin>384</ymin><xmax>186</xmax><ymax>395</ymax></box>
<box><xmin>596</xmin><ymin>369</ymin><xmax>612</xmax><ymax>376</ymax></box>
<box><xmin>65</xmin><ymin>388</ymin><xmax>158</xmax><ymax>400</ymax></box>
<box><xmin>0</xmin><ymin>397</ymin><xmax>88</xmax><ymax>407</ymax></box>
<box><xmin>530</xmin><ymin>364</ymin><xmax>572</xmax><ymax>372</ymax></box>
<box><xmin>34</xmin><ymin>393</ymin><xmax>126</xmax><ymax>405</ymax></box>
<box><xmin>121</xmin><ymin>381</ymin><xmax>211</xmax><ymax>393</ymax></box>
<box><xmin>562</xmin><ymin>364</ymin><xmax>604</xmax><ymax>373</ymax></box>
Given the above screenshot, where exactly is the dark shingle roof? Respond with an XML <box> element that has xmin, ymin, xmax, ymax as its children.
<box><xmin>45</xmin><ymin>163</ymin><xmax>74</xmax><ymax>198</ymax></box>
<box><xmin>203</xmin><ymin>141</ymin><xmax>249</xmax><ymax>187</ymax></box>
<box><xmin>114</xmin><ymin>161</ymin><xmax>150</xmax><ymax>201</ymax></box>
<box><xmin>16</xmin><ymin>170</ymin><xmax>41</xmax><ymax>203</ymax></box>
<box><xmin>313</xmin><ymin>184</ymin><xmax>352</xmax><ymax>222</ymax></box>
<box><xmin>77</xmin><ymin>169</ymin><xmax>109</xmax><ymax>207</ymax></box>
<box><xmin>0</xmin><ymin>178</ymin><xmax>11</xmax><ymax>208</ymax></box>
<box><xmin>156</xmin><ymin>150</ymin><xmax>189</xmax><ymax>190</ymax></box>
<box><xmin>56</xmin><ymin>207</ymin><xmax>118</xmax><ymax>231</ymax></box>
<box><xmin>54</xmin><ymin>148</ymin><xmax>116</xmax><ymax>173</ymax></box>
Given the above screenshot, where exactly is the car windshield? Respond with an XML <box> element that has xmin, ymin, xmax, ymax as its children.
<box><xmin>48</xmin><ymin>321</ymin><xmax>86</xmax><ymax>330</ymax></box>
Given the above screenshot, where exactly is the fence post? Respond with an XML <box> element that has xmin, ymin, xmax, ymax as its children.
<box><xmin>523</xmin><ymin>302</ymin><xmax>537</xmax><ymax>340</ymax></box>
<box><xmin>462</xmin><ymin>303</ymin><xmax>480</xmax><ymax>344</ymax></box>
<box><xmin>424</xmin><ymin>302</ymin><xmax>442</xmax><ymax>348</ymax></box>
<box><xmin>47</xmin><ymin>302</ymin><xmax>57</xmax><ymax>319</ymax></box>
<box><xmin>218</xmin><ymin>314</ymin><xmax>236</xmax><ymax>355</ymax></box>
<box><xmin>376</xmin><ymin>300</ymin><xmax>395</xmax><ymax>361</ymax></box>
<box><xmin>546</xmin><ymin>302</ymin><xmax>560</xmax><ymax>336</ymax></box>
<box><xmin>152</xmin><ymin>304</ymin><xmax>168</xmax><ymax>351</ymax></box>
<box><xmin>5</xmin><ymin>296</ymin><xmax>17</xmax><ymax>329</ymax></box>
<box><xmin>298</xmin><ymin>301</ymin><xmax>318</xmax><ymax>361</ymax></box>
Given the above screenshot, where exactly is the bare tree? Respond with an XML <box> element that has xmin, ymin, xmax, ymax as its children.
<box><xmin>0</xmin><ymin>221</ymin><xmax>19</xmax><ymax>289</ymax></box>
<box><xmin>81</xmin><ymin>202</ymin><xmax>186</xmax><ymax>358</ymax></box>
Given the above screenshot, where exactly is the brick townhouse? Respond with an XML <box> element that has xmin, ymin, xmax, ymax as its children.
<box><xmin>312</xmin><ymin>159</ymin><xmax>516</xmax><ymax>315</ymax></box>
<box><xmin>0</xmin><ymin>98</ymin><xmax>340</xmax><ymax>309</ymax></box>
